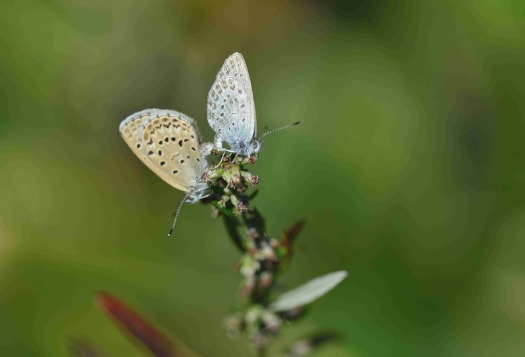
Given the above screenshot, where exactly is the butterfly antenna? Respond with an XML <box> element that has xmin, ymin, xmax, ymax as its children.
<box><xmin>168</xmin><ymin>194</ymin><xmax>187</xmax><ymax>237</ymax></box>
<box><xmin>259</xmin><ymin>121</ymin><xmax>300</xmax><ymax>139</ymax></box>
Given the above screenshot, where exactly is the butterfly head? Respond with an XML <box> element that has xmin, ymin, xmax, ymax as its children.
<box><xmin>248</xmin><ymin>138</ymin><xmax>263</xmax><ymax>156</ymax></box>
<box><xmin>233</xmin><ymin>138</ymin><xmax>263</xmax><ymax>157</ymax></box>
<box><xmin>185</xmin><ymin>173</ymin><xmax>211</xmax><ymax>203</ymax></box>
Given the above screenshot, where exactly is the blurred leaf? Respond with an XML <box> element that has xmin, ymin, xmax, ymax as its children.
<box><xmin>270</xmin><ymin>271</ymin><xmax>348</xmax><ymax>312</ymax></box>
<box><xmin>67</xmin><ymin>338</ymin><xmax>103</xmax><ymax>357</ymax></box>
<box><xmin>96</xmin><ymin>292</ymin><xmax>190</xmax><ymax>357</ymax></box>
<box><xmin>248</xmin><ymin>189</ymin><xmax>259</xmax><ymax>200</ymax></box>
<box><xmin>249</xmin><ymin>207</ymin><xmax>266</xmax><ymax>232</ymax></box>
<box><xmin>279</xmin><ymin>306</ymin><xmax>306</xmax><ymax>321</ymax></box>
<box><xmin>223</xmin><ymin>215</ymin><xmax>245</xmax><ymax>252</ymax></box>
<box><xmin>282</xmin><ymin>219</ymin><xmax>306</xmax><ymax>245</ymax></box>
<box><xmin>286</xmin><ymin>331</ymin><xmax>340</xmax><ymax>356</ymax></box>
<box><xmin>281</xmin><ymin>219</ymin><xmax>306</xmax><ymax>263</ymax></box>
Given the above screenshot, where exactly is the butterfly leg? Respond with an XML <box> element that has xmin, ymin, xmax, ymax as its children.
<box><xmin>232</xmin><ymin>152</ymin><xmax>241</xmax><ymax>164</ymax></box>
<box><xmin>213</xmin><ymin>151</ymin><xmax>227</xmax><ymax>169</ymax></box>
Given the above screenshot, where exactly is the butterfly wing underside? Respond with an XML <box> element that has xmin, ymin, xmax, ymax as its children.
<box><xmin>207</xmin><ymin>52</ymin><xmax>256</xmax><ymax>148</ymax></box>
<box><xmin>119</xmin><ymin>109</ymin><xmax>205</xmax><ymax>193</ymax></box>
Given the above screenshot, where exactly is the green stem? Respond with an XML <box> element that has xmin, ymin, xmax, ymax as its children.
<box><xmin>204</xmin><ymin>155</ymin><xmax>285</xmax><ymax>349</ymax></box>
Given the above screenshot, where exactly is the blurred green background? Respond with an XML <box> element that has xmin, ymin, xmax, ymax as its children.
<box><xmin>1</xmin><ymin>0</ymin><xmax>525</xmax><ymax>356</ymax></box>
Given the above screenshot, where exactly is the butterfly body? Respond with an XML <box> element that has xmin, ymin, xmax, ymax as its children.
<box><xmin>119</xmin><ymin>108</ymin><xmax>210</xmax><ymax>202</ymax></box>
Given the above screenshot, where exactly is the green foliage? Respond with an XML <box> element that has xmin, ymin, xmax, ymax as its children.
<box><xmin>1</xmin><ymin>0</ymin><xmax>525</xmax><ymax>356</ymax></box>
<box><xmin>202</xmin><ymin>152</ymin><xmax>346</xmax><ymax>353</ymax></box>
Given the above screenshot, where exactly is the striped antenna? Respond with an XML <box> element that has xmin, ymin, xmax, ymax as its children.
<box><xmin>168</xmin><ymin>194</ymin><xmax>187</xmax><ymax>237</ymax></box>
<box><xmin>260</xmin><ymin>121</ymin><xmax>300</xmax><ymax>139</ymax></box>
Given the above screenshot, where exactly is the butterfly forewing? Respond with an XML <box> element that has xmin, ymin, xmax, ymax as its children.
<box><xmin>207</xmin><ymin>53</ymin><xmax>256</xmax><ymax>148</ymax></box>
<box><xmin>120</xmin><ymin>109</ymin><xmax>206</xmax><ymax>194</ymax></box>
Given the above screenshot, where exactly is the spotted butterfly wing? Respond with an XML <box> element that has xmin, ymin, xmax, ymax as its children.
<box><xmin>119</xmin><ymin>109</ymin><xmax>208</xmax><ymax>200</ymax></box>
<box><xmin>207</xmin><ymin>52</ymin><xmax>257</xmax><ymax>154</ymax></box>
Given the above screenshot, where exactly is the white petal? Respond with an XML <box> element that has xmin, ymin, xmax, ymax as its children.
<box><xmin>270</xmin><ymin>271</ymin><xmax>348</xmax><ymax>312</ymax></box>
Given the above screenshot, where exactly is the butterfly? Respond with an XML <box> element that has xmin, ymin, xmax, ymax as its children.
<box><xmin>119</xmin><ymin>108</ymin><xmax>212</xmax><ymax>204</ymax></box>
<box><xmin>207</xmin><ymin>52</ymin><xmax>262</xmax><ymax>157</ymax></box>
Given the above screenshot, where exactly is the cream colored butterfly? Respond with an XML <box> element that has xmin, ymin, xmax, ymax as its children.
<box><xmin>119</xmin><ymin>109</ymin><xmax>212</xmax><ymax>233</ymax></box>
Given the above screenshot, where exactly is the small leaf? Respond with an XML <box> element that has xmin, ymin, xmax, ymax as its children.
<box><xmin>282</xmin><ymin>219</ymin><xmax>306</xmax><ymax>246</ymax></box>
<box><xmin>248</xmin><ymin>189</ymin><xmax>259</xmax><ymax>200</ymax></box>
<box><xmin>250</xmin><ymin>207</ymin><xmax>266</xmax><ymax>232</ymax></box>
<box><xmin>96</xmin><ymin>292</ymin><xmax>181</xmax><ymax>357</ymax></box>
<box><xmin>270</xmin><ymin>271</ymin><xmax>348</xmax><ymax>312</ymax></box>
<box><xmin>223</xmin><ymin>215</ymin><xmax>245</xmax><ymax>252</ymax></box>
<box><xmin>281</xmin><ymin>219</ymin><xmax>306</xmax><ymax>263</ymax></box>
<box><xmin>286</xmin><ymin>332</ymin><xmax>340</xmax><ymax>356</ymax></box>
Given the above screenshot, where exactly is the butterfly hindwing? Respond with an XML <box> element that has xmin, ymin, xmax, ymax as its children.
<box><xmin>207</xmin><ymin>53</ymin><xmax>256</xmax><ymax>151</ymax></box>
<box><xmin>120</xmin><ymin>109</ymin><xmax>207</xmax><ymax>195</ymax></box>
<box><xmin>120</xmin><ymin>110</ymin><xmax>169</xmax><ymax>183</ymax></box>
